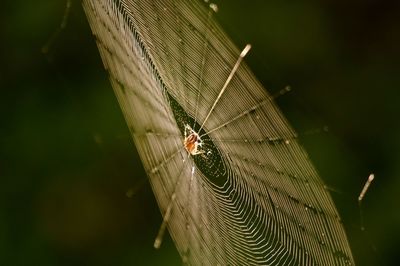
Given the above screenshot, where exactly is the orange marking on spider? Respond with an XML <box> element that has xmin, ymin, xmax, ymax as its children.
<box><xmin>184</xmin><ymin>125</ymin><xmax>205</xmax><ymax>156</ymax></box>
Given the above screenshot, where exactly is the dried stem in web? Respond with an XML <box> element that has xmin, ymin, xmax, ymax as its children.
<box><xmin>198</xmin><ymin>44</ymin><xmax>252</xmax><ymax>132</ymax></box>
<box><xmin>358</xmin><ymin>173</ymin><xmax>375</xmax><ymax>231</ymax></box>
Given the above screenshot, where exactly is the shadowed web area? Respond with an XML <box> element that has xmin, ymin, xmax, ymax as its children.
<box><xmin>83</xmin><ymin>0</ymin><xmax>354</xmax><ymax>265</ymax></box>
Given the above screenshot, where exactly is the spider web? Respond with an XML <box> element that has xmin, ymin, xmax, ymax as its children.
<box><xmin>83</xmin><ymin>0</ymin><xmax>354</xmax><ymax>265</ymax></box>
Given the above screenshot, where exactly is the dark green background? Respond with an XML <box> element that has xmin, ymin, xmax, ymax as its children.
<box><xmin>1</xmin><ymin>0</ymin><xmax>399</xmax><ymax>265</ymax></box>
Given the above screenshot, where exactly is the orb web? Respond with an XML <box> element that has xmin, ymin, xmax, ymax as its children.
<box><xmin>83</xmin><ymin>0</ymin><xmax>355</xmax><ymax>265</ymax></box>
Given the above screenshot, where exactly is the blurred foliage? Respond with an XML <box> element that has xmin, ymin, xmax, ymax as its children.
<box><xmin>1</xmin><ymin>0</ymin><xmax>399</xmax><ymax>265</ymax></box>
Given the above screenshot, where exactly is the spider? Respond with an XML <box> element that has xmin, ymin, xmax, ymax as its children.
<box><xmin>183</xmin><ymin>125</ymin><xmax>206</xmax><ymax>156</ymax></box>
